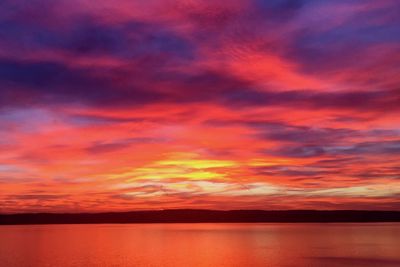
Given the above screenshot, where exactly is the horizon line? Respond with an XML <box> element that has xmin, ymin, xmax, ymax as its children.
<box><xmin>2</xmin><ymin>210</ymin><xmax>400</xmax><ymax>225</ymax></box>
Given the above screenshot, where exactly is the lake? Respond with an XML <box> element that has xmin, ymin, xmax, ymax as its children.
<box><xmin>1</xmin><ymin>223</ymin><xmax>399</xmax><ymax>267</ymax></box>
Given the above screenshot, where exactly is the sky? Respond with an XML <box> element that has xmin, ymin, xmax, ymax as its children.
<box><xmin>0</xmin><ymin>0</ymin><xmax>399</xmax><ymax>213</ymax></box>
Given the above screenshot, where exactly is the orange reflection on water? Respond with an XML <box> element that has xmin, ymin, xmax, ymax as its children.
<box><xmin>1</xmin><ymin>223</ymin><xmax>400</xmax><ymax>267</ymax></box>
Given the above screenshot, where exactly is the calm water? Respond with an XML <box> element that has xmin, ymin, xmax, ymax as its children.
<box><xmin>1</xmin><ymin>223</ymin><xmax>400</xmax><ymax>267</ymax></box>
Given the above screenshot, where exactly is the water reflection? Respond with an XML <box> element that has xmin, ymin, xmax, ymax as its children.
<box><xmin>0</xmin><ymin>223</ymin><xmax>399</xmax><ymax>267</ymax></box>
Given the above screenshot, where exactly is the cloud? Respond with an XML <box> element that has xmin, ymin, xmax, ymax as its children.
<box><xmin>0</xmin><ymin>57</ymin><xmax>167</xmax><ymax>108</ymax></box>
<box><xmin>5</xmin><ymin>194</ymin><xmax>69</xmax><ymax>200</ymax></box>
<box><xmin>264</xmin><ymin>140</ymin><xmax>400</xmax><ymax>159</ymax></box>
<box><xmin>1</xmin><ymin>0</ymin><xmax>400</xmax><ymax>212</ymax></box>
<box><xmin>330</xmin><ymin>140</ymin><xmax>400</xmax><ymax>156</ymax></box>
<box><xmin>222</xmin><ymin>88</ymin><xmax>400</xmax><ymax>111</ymax></box>
<box><xmin>86</xmin><ymin>137</ymin><xmax>166</xmax><ymax>154</ymax></box>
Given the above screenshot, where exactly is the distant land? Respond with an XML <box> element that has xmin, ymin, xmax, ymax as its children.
<box><xmin>1</xmin><ymin>210</ymin><xmax>400</xmax><ymax>225</ymax></box>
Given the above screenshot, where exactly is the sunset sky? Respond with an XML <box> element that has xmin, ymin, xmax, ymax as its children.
<box><xmin>0</xmin><ymin>0</ymin><xmax>399</xmax><ymax>213</ymax></box>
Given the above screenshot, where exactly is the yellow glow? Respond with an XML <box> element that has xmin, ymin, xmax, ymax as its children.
<box><xmin>109</xmin><ymin>153</ymin><xmax>234</xmax><ymax>181</ymax></box>
<box><xmin>157</xmin><ymin>159</ymin><xmax>236</xmax><ymax>169</ymax></box>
